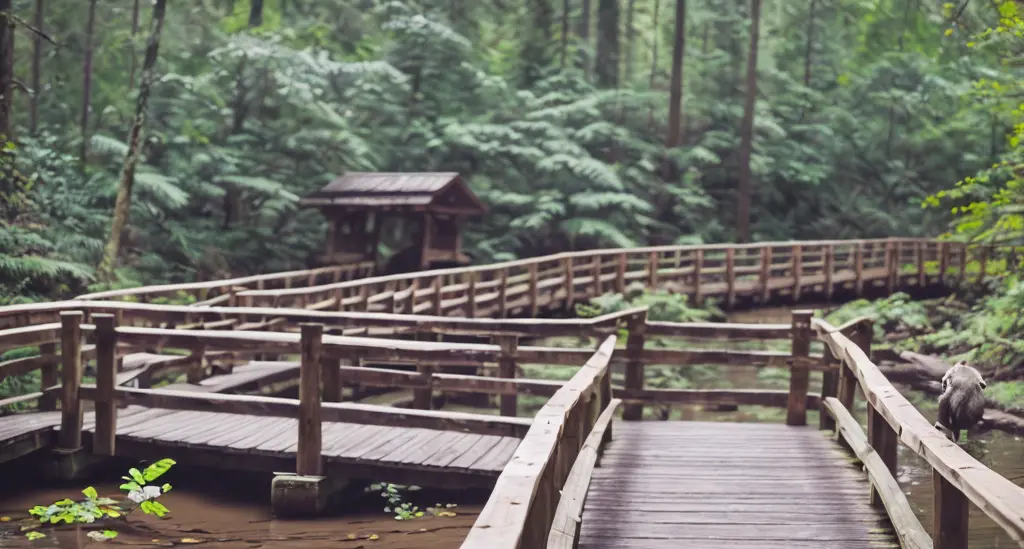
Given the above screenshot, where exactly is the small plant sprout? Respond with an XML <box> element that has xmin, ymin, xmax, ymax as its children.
<box><xmin>364</xmin><ymin>482</ymin><xmax>457</xmax><ymax>521</ymax></box>
<box><xmin>21</xmin><ymin>458</ymin><xmax>177</xmax><ymax>541</ymax></box>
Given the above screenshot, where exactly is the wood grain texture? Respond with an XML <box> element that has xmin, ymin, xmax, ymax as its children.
<box><xmin>577</xmin><ymin>421</ymin><xmax>901</xmax><ymax>549</ymax></box>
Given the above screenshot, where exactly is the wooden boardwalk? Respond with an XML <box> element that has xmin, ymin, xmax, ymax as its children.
<box><xmin>578</xmin><ymin>421</ymin><xmax>899</xmax><ymax>549</ymax></box>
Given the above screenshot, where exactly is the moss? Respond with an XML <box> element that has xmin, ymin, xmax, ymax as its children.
<box><xmin>987</xmin><ymin>381</ymin><xmax>1024</xmax><ymax>408</ymax></box>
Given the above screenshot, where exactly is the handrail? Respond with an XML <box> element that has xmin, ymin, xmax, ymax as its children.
<box><xmin>75</xmin><ymin>262</ymin><xmax>375</xmax><ymax>301</ymax></box>
<box><xmin>460</xmin><ymin>336</ymin><xmax>617</xmax><ymax>549</ymax></box>
<box><xmin>813</xmin><ymin>317</ymin><xmax>1024</xmax><ymax>547</ymax></box>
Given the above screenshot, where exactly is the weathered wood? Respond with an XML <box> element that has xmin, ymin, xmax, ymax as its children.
<box><xmin>621</xmin><ymin>311</ymin><xmax>647</xmax><ymax>421</ymax></box>
<box><xmin>786</xmin><ymin>310</ymin><xmax>812</xmax><ymax>426</ymax></box>
<box><xmin>93</xmin><ymin>314</ymin><xmax>118</xmax><ymax>456</ymax></box>
<box><xmin>58</xmin><ymin>311</ymin><xmax>84</xmax><ymax>450</ymax></box>
<box><xmin>547</xmin><ymin>399</ymin><xmax>621</xmax><ymax>549</ymax></box>
<box><xmin>822</xmin><ymin>397</ymin><xmax>931</xmax><ymax>549</ymax></box>
<box><xmin>644</xmin><ymin>321</ymin><xmax>790</xmax><ymax>339</ymax></box>
<box><xmin>818</xmin><ymin>344</ymin><xmax>838</xmax><ymax>432</ymax></box>
<box><xmin>814</xmin><ymin>317</ymin><xmax>1024</xmax><ymax>544</ymax></box>
<box><xmin>79</xmin><ymin>385</ymin><xmax>532</xmax><ymax>437</ymax></box>
<box><xmin>39</xmin><ymin>342</ymin><xmax>58</xmax><ymax>411</ymax></box>
<box><xmin>461</xmin><ymin>336</ymin><xmax>617</xmax><ymax>549</ymax></box>
<box><xmin>616</xmin><ymin>388</ymin><xmax>821</xmax><ymax>409</ymax></box>
<box><xmin>867</xmin><ymin>404</ymin><xmax>898</xmax><ymax>507</ymax></box>
<box><xmin>496</xmin><ymin>335</ymin><xmax>519</xmax><ymax>417</ymax></box>
<box><xmin>297</xmin><ymin>323</ymin><xmax>323</xmax><ymax>476</ymax></box>
<box><xmin>933</xmin><ymin>469</ymin><xmax>970</xmax><ymax>549</ymax></box>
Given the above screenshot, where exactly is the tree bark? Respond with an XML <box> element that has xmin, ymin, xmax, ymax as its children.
<box><xmin>29</xmin><ymin>0</ymin><xmax>43</xmax><ymax>133</ymax></box>
<box><xmin>97</xmin><ymin>0</ymin><xmax>168</xmax><ymax>283</ymax></box>
<box><xmin>577</xmin><ymin>0</ymin><xmax>591</xmax><ymax>74</ymax></box>
<box><xmin>79</xmin><ymin>0</ymin><xmax>98</xmax><ymax>163</ymax></box>
<box><xmin>646</xmin><ymin>0</ymin><xmax>660</xmax><ymax>131</ymax></box>
<box><xmin>249</xmin><ymin>0</ymin><xmax>264</xmax><ymax>28</ymax></box>
<box><xmin>594</xmin><ymin>0</ymin><xmax>620</xmax><ymax>87</ymax></box>
<box><xmin>624</xmin><ymin>0</ymin><xmax>636</xmax><ymax>82</ymax></box>
<box><xmin>662</xmin><ymin>0</ymin><xmax>686</xmax><ymax>181</ymax></box>
<box><xmin>802</xmin><ymin>0</ymin><xmax>816</xmax><ymax>87</ymax></box>
<box><xmin>735</xmin><ymin>0</ymin><xmax>762</xmax><ymax>243</ymax></box>
<box><xmin>128</xmin><ymin>0</ymin><xmax>140</xmax><ymax>90</ymax></box>
<box><xmin>521</xmin><ymin>0</ymin><xmax>555</xmax><ymax>86</ymax></box>
<box><xmin>0</xmin><ymin>0</ymin><xmax>11</xmax><ymax>142</ymax></box>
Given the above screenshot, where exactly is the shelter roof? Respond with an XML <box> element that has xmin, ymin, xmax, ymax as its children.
<box><xmin>299</xmin><ymin>172</ymin><xmax>487</xmax><ymax>214</ymax></box>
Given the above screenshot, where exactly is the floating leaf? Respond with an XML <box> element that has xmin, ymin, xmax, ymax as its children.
<box><xmin>368</xmin><ymin>534</ymin><xmax>379</xmax><ymax>541</ymax></box>
<box><xmin>180</xmin><ymin>538</ymin><xmax>201</xmax><ymax>544</ymax></box>
<box><xmin>82</xmin><ymin>487</ymin><xmax>99</xmax><ymax>500</ymax></box>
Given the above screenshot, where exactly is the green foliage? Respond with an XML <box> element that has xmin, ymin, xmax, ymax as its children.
<box><xmin>365</xmin><ymin>482</ymin><xmax>458</xmax><ymax>520</ymax></box>
<box><xmin>576</xmin><ymin>282</ymin><xmax>724</xmax><ymax>323</ymax></box>
<box><xmin>21</xmin><ymin>459</ymin><xmax>175</xmax><ymax>541</ymax></box>
<box><xmin>824</xmin><ymin>292</ymin><xmax>933</xmax><ymax>342</ymax></box>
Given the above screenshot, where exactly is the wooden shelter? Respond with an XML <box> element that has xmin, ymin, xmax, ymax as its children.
<box><xmin>299</xmin><ymin>172</ymin><xmax>487</xmax><ymax>272</ymax></box>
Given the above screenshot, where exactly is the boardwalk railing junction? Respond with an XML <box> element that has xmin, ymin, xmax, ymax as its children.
<box><xmin>0</xmin><ymin>237</ymin><xmax>1021</xmax><ymax>548</ymax></box>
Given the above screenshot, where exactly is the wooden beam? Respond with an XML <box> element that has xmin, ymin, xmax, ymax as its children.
<box><xmin>58</xmin><ymin>311</ymin><xmax>84</xmax><ymax>450</ymax></box>
<box><xmin>297</xmin><ymin>323</ymin><xmax>323</xmax><ymax>476</ymax></box>
<box><xmin>93</xmin><ymin>314</ymin><xmax>118</xmax><ymax>456</ymax></box>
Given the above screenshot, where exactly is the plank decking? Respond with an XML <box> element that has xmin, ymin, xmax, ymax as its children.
<box><xmin>579</xmin><ymin>421</ymin><xmax>900</xmax><ymax>549</ymax></box>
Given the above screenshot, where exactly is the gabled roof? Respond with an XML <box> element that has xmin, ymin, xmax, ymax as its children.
<box><xmin>299</xmin><ymin>172</ymin><xmax>487</xmax><ymax>214</ymax></box>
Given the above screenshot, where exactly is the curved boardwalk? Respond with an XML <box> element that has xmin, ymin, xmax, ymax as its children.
<box><xmin>579</xmin><ymin>421</ymin><xmax>898</xmax><ymax>549</ymax></box>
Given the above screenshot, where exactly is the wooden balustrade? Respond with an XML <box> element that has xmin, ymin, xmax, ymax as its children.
<box><xmin>813</xmin><ymin>317</ymin><xmax>1024</xmax><ymax>549</ymax></box>
<box><xmin>227</xmin><ymin>238</ymin><xmax>1004</xmax><ymax>316</ymax></box>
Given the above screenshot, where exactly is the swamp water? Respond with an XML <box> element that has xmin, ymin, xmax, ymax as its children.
<box><xmin>0</xmin><ymin>461</ymin><xmax>487</xmax><ymax>548</ymax></box>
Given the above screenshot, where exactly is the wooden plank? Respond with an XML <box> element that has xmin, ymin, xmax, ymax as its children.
<box><xmin>547</xmin><ymin>399</ymin><xmax>620</xmax><ymax>549</ymax></box>
<box><xmin>822</xmin><ymin>397</ymin><xmax>931</xmax><ymax>549</ymax></box>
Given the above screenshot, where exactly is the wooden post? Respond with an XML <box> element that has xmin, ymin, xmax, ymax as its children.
<box><xmin>938</xmin><ymin>241</ymin><xmax>949</xmax><ymax>285</ymax></box>
<box><xmin>885</xmin><ymin>240</ymin><xmax>897</xmax><ymax>294</ymax></box>
<box><xmin>591</xmin><ymin>257</ymin><xmax>602</xmax><ymax>296</ymax></box>
<box><xmin>622</xmin><ymin>311</ymin><xmax>648</xmax><ymax>421</ymax></box>
<box><xmin>647</xmin><ymin>251</ymin><xmax>659</xmax><ymax>286</ymax></box>
<box><xmin>917</xmin><ymin>240</ymin><xmax>927</xmax><ymax>288</ymax></box>
<box><xmin>824</xmin><ymin>244</ymin><xmax>835</xmax><ymax>301</ymax></box>
<box><xmin>321</xmin><ymin>356</ymin><xmax>341</xmax><ymax>403</ymax></box>
<box><xmin>760</xmin><ymin>246</ymin><xmax>772</xmax><ymax>303</ymax></box>
<box><xmin>791</xmin><ymin>245</ymin><xmax>803</xmax><ymax>302</ymax></box>
<box><xmin>725</xmin><ymin>248</ymin><xmax>736</xmax><ymax>308</ymax></box>
<box><xmin>38</xmin><ymin>342</ymin><xmax>58</xmax><ymax>411</ymax></box>
<box><xmin>497</xmin><ymin>268</ymin><xmax>509</xmax><ymax>318</ymax></box>
<box><xmin>786</xmin><ymin>310</ymin><xmax>812</xmax><ymax>426</ymax></box>
<box><xmin>465</xmin><ymin>271</ymin><xmax>477</xmax><ymax>317</ymax></box>
<box><xmin>528</xmin><ymin>263</ymin><xmax>539</xmax><ymax>317</ymax></box>
<box><xmin>693</xmin><ymin>249</ymin><xmax>704</xmax><ymax>306</ymax></box>
<box><xmin>186</xmin><ymin>341</ymin><xmax>206</xmax><ymax>384</ymax></box>
<box><xmin>867</xmin><ymin>404</ymin><xmax>898</xmax><ymax>507</ymax></box>
<box><xmin>297</xmin><ymin>323</ymin><xmax>323</xmax><ymax>477</ymax></box>
<box><xmin>854</xmin><ymin>242</ymin><xmax>864</xmax><ymax>296</ymax></box>
<box><xmin>431</xmin><ymin>276</ymin><xmax>443</xmax><ymax>316</ymax></box>
<box><xmin>818</xmin><ymin>345</ymin><xmax>838</xmax><ymax>432</ymax></box>
<box><xmin>359</xmin><ymin>285</ymin><xmax>370</xmax><ymax>312</ymax></box>
<box><xmin>413</xmin><ymin>362</ymin><xmax>434</xmax><ymax>410</ymax></box>
<box><xmin>564</xmin><ymin>257</ymin><xmax>575</xmax><ymax>310</ymax></box>
<box><xmin>496</xmin><ymin>335</ymin><xmax>519</xmax><ymax>417</ymax></box>
<box><xmin>58</xmin><ymin>311</ymin><xmax>84</xmax><ymax>450</ymax></box>
<box><xmin>614</xmin><ymin>253</ymin><xmax>626</xmax><ymax>293</ymax></box>
<box><xmin>93</xmin><ymin>314</ymin><xmax>118</xmax><ymax>457</ymax></box>
<box><xmin>933</xmin><ymin>470</ymin><xmax>969</xmax><ymax>549</ymax></box>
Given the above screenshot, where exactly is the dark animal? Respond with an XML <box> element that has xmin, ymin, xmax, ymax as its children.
<box><xmin>934</xmin><ymin>361</ymin><xmax>986</xmax><ymax>442</ymax></box>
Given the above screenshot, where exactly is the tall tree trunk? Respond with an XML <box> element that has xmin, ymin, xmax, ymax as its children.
<box><xmin>646</xmin><ymin>0</ymin><xmax>660</xmax><ymax>131</ymax></box>
<box><xmin>29</xmin><ymin>0</ymin><xmax>43</xmax><ymax>133</ymax></box>
<box><xmin>576</xmin><ymin>0</ymin><xmax>591</xmax><ymax>74</ymax></box>
<box><xmin>802</xmin><ymin>0</ymin><xmax>816</xmax><ymax>87</ymax></box>
<box><xmin>624</xmin><ymin>0</ymin><xmax>636</xmax><ymax>82</ymax></box>
<box><xmin>560</xmin><ymin>0</ymin><xmax>570</xmax><ymax>68</ymax></box>
<box><xmin>594</xmin><ymin>0</ymin><xmax>620</xmax><ymax>87</ymax></box>
<box><xmin>249</xmin><ymin>0</ymin><xmax>264</xmax><ymax>28</ymax></box>
<box><xmin>0</xmin><ymin>0</ymin><xmax>11</xmax><ymax>141</ymax></box>
<box><xmin>662</xmin><ymin>0</ymin><xmax>686</xmax><ymax>178</ymax></box>
<box><xmin>97</xmin><ymin>0</ymin><xmax>168</xmax><ymax>283</ymax></box>
<box><xmin>79</xmin><ymin>0</ymin><xmax>98</xmax><ymax>163</ymax></box>
<box><xmin>521</xmin><ymin>0</ymin><xmax>555</xmax><ymax>86</ymax></box>
<box><xmin>735</xmin><ymin>0</ymin><xmax>762</xmax><ymax>243</ymax></box>
<box><xmin>128</xmin><ymin>0</ymin><xmax>140</xmax><ymax>90</ymax></box>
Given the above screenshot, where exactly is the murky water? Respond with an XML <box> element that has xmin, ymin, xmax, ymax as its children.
<box><xmin>0</xmin><ymin>461</ymin><xmax>485</xmax><ymax>548</ymax></box>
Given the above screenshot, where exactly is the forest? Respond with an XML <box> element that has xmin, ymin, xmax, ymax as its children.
<box><xmin>0</xmin><ymin>0</ymin><xmax>1020</xmax><ymax>364</ymax></box>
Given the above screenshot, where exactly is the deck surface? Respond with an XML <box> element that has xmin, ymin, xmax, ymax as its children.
<box><xmin>77</xmin><ymin>406</ymin><xmax>518</xmax><ymax>476</ymax></box>
<box><xmin>579</xmin><ymin>421</ymin><xmax>900</xmax><ymax>549</ymax></box>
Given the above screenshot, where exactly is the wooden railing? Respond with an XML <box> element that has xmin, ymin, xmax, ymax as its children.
<box><xmin>225</xmin><ymin>238</ymin><xmax>1002</xmax><ymax>315</ymax></box>
<box><xmin>814</xmin><ymin>317</ymin><xmax>1024</xmax><ymax>549</ymax></box>
<box><xmin>74</xmin><ymin>262</ymin><xmax>375</xmax><ymax>305</ymax></box>
<box><xmin>461</xmin><ymin>336</ymin><xmax>616</xmax><ymax>549</ymax></box>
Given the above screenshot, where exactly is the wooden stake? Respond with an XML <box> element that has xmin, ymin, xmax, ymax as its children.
<box><xmin>296</xmin><ymin>323</ymin><xmax>323</xmax><ymax>476</ymax></box>
<box><xmin>58</xmin><ymin>311</ymin><xmax>84</xmax><ymax>450</ymax></box>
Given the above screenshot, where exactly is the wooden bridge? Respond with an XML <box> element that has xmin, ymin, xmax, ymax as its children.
<box><xmin>0</xmin><ymin>237</ymin><xmax>1022</xmax><ymax>548</ymax></box>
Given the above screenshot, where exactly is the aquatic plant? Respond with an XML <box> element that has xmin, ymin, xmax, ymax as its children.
<box><xmin>20</xmin><ymin>458</ymin><xmax>176</xmax><ymax>540</ymax></box>
<box><xmin>365</xmin><ymin>482</ymin><xmax>458</xmax><ymax>521</ymax></box>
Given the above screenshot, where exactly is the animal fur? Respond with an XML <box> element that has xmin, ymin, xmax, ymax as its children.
<box><xmin>933</xmin><ymin>361</ymin><xmax>986</xmax><ymax>442</ymax></box>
